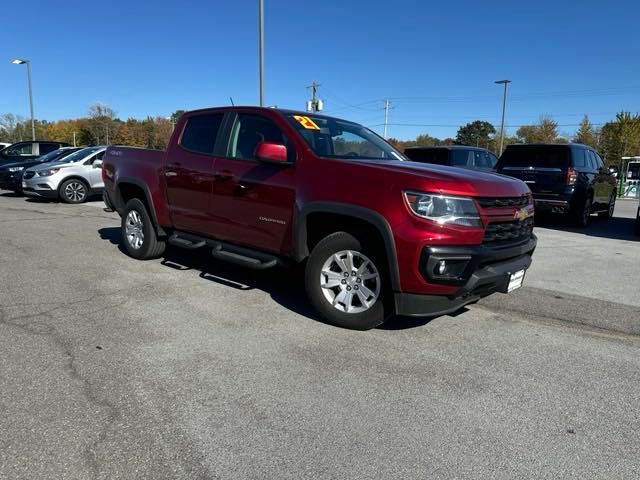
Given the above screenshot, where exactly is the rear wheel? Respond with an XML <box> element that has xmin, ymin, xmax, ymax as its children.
<box><xmin>59</xmin><ymin>179</ymin><xmax>89</xmax><ymax>204</ymax></box>
<box><xmin>572</xmin><ymin>196</ymin><xmax>592</xmax><ymax>228</ymax></box>
<box><xmin>121</xmin><ymin>198</ymin><xmax>166</xmax><ymax>259</ymax></box>
<box><xmin>304</xmin><ymin>232</ymin><xmax>389</xmax><ymax>330</ymax></box>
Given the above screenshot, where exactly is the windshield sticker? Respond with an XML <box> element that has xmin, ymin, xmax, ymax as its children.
<box><xmin>293</xmin><ymin>115</ymin><xmax>320</xmax><ymax>130</ymax></box>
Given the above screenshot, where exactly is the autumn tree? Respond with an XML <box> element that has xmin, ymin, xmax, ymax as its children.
<box><xmin>516</xmin><ymin>117</ymin><xmax>559</xmax><ymax>143</ymax></box>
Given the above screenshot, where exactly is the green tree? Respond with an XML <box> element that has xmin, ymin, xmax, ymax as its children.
<box><xmin>415</xmin><ymin>133</ymin><xmax>442</xmax><ymax>146</ymax></box>
<box><xmin>516</xmin><ymin>117</ymin><xmax>559</xmax><ymax>143</ymax></box>
<box><xmin>573</xmin><ymin>115</ymin><xmax>597</xmax><ymax>147</ymax></box>
<box><xmin>455</xmin><ymin>120</ymin><xmax>496</xmax><ymax>147</ymax></box>
<box><xmin>170</xmin><ymin>110</ymin><xmax>186</xmax><ymax>124</ymax></box>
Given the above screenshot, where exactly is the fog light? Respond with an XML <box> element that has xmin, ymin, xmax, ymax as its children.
<box><xmin>437</xmin><ymin>260</ymin><xmax>447</xmax><ymax>275</ymax></box>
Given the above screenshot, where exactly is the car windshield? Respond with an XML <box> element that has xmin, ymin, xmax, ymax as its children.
<box><xmin>54</xmin><ymin>147</ymin><xmax>100</xmax><ymax>163</ymax></box>
<box><xmin>285</xmin><ymin>114</ymin><xmax>405</xmax><ymax>161</ymax></box>
<box><xmin>36</xmin><ymin>148</ymin><xmax>75</xmax><ymax>163</ymax></box>
<box><xmin>497</xmin><ymin>145</ymin><xmax>570</xmax><ymax>169</ymax></box>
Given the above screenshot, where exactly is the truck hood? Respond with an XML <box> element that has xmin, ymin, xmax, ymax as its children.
<box><xmin>351</xmin><ymin>159</ymin><xmax>530</xmax><ymax>197</ymax></box>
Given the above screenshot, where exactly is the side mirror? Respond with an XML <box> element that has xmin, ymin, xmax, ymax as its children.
<box><xmin>608</xmin><ymin>166</ymin><xmax>618</xmax><ymax>175</ymax></box>
<box><xmin>93</xmin><ymin>160</ymin><xmax>103</xmax><ymax>169</ymax></box>
<box><xmin>255</xmin><ymin>141</ymin><xmax>288</xmax><ymax>164</ymax></box>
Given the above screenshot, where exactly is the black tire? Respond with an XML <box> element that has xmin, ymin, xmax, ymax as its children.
<box><xmin>598</xmin><ymin>192</ymin><xmax>616</xmax><ymax>219</ymax></box>
<box><xmin>635</xmin><ymin>209</ymin><xmax>640</xmax><ymax>237</ymax></box>
<box><xmin>572</xmin><ymin>195</ymin><xmax>592</xmax><ymax>228</ymax></box>
<box><xmin>121</xmin><ymin>198</ymin><xmax>166</xmax><ymax>260</ymax></box>
<box><xmin>304</xmin><ymin>231</ymin><xmax>389</xmax><ymax>330</ymax></box>
<box><xmin>59</xmin><ymin>178</ymin><xmax>90</xmax><ymax>204</ymax></box>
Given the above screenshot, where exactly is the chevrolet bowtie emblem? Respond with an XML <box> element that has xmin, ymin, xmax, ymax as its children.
<box><xmin>514</xmin><ymin>207</ymin><xmax>529</xmax><ymax>221</ymax></box>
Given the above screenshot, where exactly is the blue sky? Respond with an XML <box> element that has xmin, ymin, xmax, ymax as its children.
<box><xmin>2</xmin><ymin>0</ymin><xmax>639</xmax><ymax>140</ymax></box>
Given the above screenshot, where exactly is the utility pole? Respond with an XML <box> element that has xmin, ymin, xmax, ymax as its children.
<box><xmin>73</xmin><ymin>131</ymin><xmax>77</xmax><ymax>147</ymax></box>
<box><xmin>258</xmin><ymin>0</ymin><xmax>265</xmax><ymax>106</ymax></box>
<box><xmin>306</xmin><ymin>81</ymin><xmax>323</xmax><ymax>112</ymax></box>
<box><xmin>383</xmin><ymin>99</ymin><xmax>391</xmax><ymax>139</ymax></box>
<box><xmin>12</xmin><ymin>59</ymin><xmax>35</xmax><ymax>141</ymax></box>
<box><xmin>495</xmin><ymin>79</ymin><xmax>511</xmax><ymax>155</ymax></box>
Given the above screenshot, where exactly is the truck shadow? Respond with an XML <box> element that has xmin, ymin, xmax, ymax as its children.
<box><xmin>535</xmin><ymin>214</ymin><xmax>638</xmax><ymax>242</ymax></box>
<box><xmin>97</xmin><ymin>227</ymin><xmax>442</xmax><ymax>330</ymax></box>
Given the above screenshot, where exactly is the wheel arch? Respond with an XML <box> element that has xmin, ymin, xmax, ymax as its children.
<box><xmin>294</xmin><ymin>202</ymin><xmax>401</xmax><ymax>291</ymax></box>
<box><xmin>114</xmin><ymin>177</ymin><xmax>166</xmax><ymax>236</ymax></box>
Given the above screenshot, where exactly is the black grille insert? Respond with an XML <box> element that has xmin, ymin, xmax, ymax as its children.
<box><xmin>477</xmin><ymin>196</ymin><xmax>529</xmax><ymax>208</ymax></box>
<box><xmin>483</xmin><ymin>218</ymin><xmax>534</xmax><ymax>244</ymax></box>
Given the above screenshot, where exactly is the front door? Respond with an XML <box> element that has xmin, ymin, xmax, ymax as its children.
<box><xmin>208</xmin><ymin>112</ymin><xmax>297</xmax><ymax>254</ymax></box>
<box><xmin>165</xmin><ymin>112</ymin><xmax>225</xmax><ymax>236</ymax></box>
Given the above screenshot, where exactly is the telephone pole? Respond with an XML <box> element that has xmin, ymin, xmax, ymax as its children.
<box><xmin>383</xmin><ymin>99</ymin><xmax>391</xmax><ymax>139</ymax></box>
<box><xmin>258</xmin><ymin>0</ymin><xmax>265</xmax><ymax>106</ymax></box>
<box><xmin>306</xmin><ymin>81</ymin><xmax>323</xmax><ymax>112</ymax></box>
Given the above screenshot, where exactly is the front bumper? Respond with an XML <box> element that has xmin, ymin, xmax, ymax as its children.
<box><xmin>0</xmin><ymin>172</ymin><xmax>23</xmax><ymax>191</ymax></box>
<box><xmin>395</xmin><ymin>235</ymin><xmax>536</xmax><ymax>317</ymax></box>
<box><xmin>21</xmin><ymin>175</ymin><xmax>60</xmax><ymax>199</ymax></box>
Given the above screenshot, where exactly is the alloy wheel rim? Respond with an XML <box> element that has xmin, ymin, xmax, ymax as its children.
<box><xmin>125</xmin><ymin>210</ymin><xmax>145</xmax><ymax>249</ymax></box>
<box><xmin>65</xmin><ymin>182</ymin><xmax>86</xmax><ymax>202</ymax></box>
<box><xmin>320</xmin><ymin>250</ymin><xmax>381</xmax><ymax>314</ymax></box>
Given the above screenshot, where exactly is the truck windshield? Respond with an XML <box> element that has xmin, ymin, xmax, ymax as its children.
<box><xmin>286</xmin><ymin>114</ymin><xmax>405</xmax><ymax>161</ymax></box>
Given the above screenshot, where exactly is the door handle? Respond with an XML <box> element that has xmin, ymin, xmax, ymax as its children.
<box><xmin>165</xmin><ymin>171</ymin><xmax>177</xmax><ymax>177</ymax></box>
<box><xmin>214</xmin><ymin>170</ymin><xmax>234</xmax><ymax>181</ymax></box>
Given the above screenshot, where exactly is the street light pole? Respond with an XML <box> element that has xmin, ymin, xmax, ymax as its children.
<box><xmin>12</xmin><ymin>58</ymin><xmax>36</xmax><ymax>141</ymax></box>
<box><xmin>258</xmin><ymin>0</ymin><xmax>265</xmax><ymax>106</ymax></box>
<box><xmin>495</xmin><ymin>79</ymin><xmax>511</xmax><ymax>155</ymax></box>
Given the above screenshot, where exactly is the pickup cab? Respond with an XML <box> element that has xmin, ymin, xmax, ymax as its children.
<box><xmin>103</xmin><ymin>107</ymin><xmax>536</xmax><ymax>330</ymax></box>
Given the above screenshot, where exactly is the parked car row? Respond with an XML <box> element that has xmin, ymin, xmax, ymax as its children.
<box><xmin>0</xmin><ymin>141</ymin><xmax>106</xmax><ymax>203</ymax></box>
<box><xmin>403</xmin><ymin>143</ymin><xmax>619</xmax><ymax>228</ymax></box>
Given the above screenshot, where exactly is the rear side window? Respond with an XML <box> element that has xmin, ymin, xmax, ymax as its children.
<box><xmin>404</xmin><ymin>148</ymin><xmax>449</xmax><ymax>165</ymax></box>
<box><xmin>497</xmin><ymin>146</ymin><xmax>570</xmax><ymax>169</ymax></box>
<box><xmin>180</xmin><ymin>114</ymin><xmax>224</xmax><ymax>155</ymax></box>
<box><xmin>472</xmin><ymin>150</ymin><xmax>498</xmax><ymax>169</ymax></box>
<box><xmin>5</xmin><ymin>143</ymin><xmax>33</xmax><ymax>156</ymax></box>
<box><xmin>573</xmin><ymin>149</ymin><xmax>588</xmax><ymax>168</ymax></box>
<box><xmin>451</xmin><ymin>149</ymin><xmax>473</xmax><ymax>167</ymax></box>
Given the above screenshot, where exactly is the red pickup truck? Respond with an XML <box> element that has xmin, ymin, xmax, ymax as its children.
<box><xmin>103</xmin><ymin>107</ymin><xmax>536</xmax><ymax>330</ymax></box>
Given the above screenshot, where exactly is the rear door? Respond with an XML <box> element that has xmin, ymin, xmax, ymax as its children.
<box><xmin>591</xmin><ymin>150</ymin><xmax>612</xmax><ymax>209</ymax></box>
<box><xmin>164</xmin><ymin>112</ymin><xmax>225</xmax><ymax>236</ymax></box>
<box><xmin>497</xmin><ymin>145</ymin><xmax>570</xmax><ymax>195</ymax></box>
<box><xmin>208</xmin><ymin>111</ymin><xmax>297</xmax><ymax>254</ymax></box>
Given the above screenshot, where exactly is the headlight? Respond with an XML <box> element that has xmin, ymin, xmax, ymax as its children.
<box><xmin>8</xmin><ymin>166</ymin><xmax>24</xmax><ymax>172</ymax></box>
<box><xmin>38</xmin><ymin>168</ymin><xmax>61</xmax><ymax>177</ymax></box>
<box><xmin>404</xmin><ymin>191</ymin><xmax>482</xmax><ymax>228</ymax></box>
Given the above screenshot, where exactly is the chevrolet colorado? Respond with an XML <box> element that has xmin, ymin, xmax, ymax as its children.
<box><xmin>103</xmin><ymin>107</ymin><xmax>536</xmax><ymax>330</ymax></box>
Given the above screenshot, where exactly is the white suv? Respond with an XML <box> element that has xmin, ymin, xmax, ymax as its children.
<box><xmin>22</xmin><ymin>146</ymin><xmax>106</xmax><ymax>203</ymax></box>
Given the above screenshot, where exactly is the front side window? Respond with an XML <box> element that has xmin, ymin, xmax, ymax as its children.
<box><xmin>472</xmin><ymin>150</ymin><xmax>498</xmax><ymax>169</ymax></box>
<box><xmin>39</xmin><ymin>143</ymin><xmax>59</xmax><ymax>155</ymax></box>
<box><xmin>5</xmin><ymin>143</ymin><xmax>33</xmax><ymax>156</ymax></box>
<box><xmin>228</xmin><ymin>114</ymin><xmax>294</xmax><ymax>161</ymax></box>
<box><xmin>180</xmin><ymin>113</ymin><xmax>224</xmax><ymax>155</ymax></box>
<box><xmin>286</xmin><ymin>114</ymin><xmax>405</xmax><ymax>161</ymax></box>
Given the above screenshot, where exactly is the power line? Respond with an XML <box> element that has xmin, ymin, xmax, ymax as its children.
<box><xmin>367</xmin><ymin>122</ymin><xmax>607</xmax><ymax>128</ymax></box>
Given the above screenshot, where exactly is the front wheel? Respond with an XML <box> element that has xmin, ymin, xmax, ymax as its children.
<box><xmin>304</xmin><ymin>232</ymin><xmax>389</xmax><ymax>330</ymax></box>
<box><xmin>121</xmin><ymin>198</ymin><xmax>166</xmax><ymax>260</ymax></box>
<box><xmin>599</xmin><ymin>192</ymin><xmax>616</xmax><ymax>219</ymax></box>
<box><xmin>59</xmin><ymin>179</ymin><xmax>89</xmax><ymax>204</ymax></box>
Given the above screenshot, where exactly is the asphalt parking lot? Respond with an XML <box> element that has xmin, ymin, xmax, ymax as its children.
<box><xmin>1</xmin><ymin>194</ymin><xmax>639</xmax><ymax>479</ymax></box>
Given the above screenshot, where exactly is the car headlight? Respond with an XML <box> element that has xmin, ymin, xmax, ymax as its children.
<box><xmin>404</xmin><ymin>191</ymin><xmax>482</xmax><ymax>228</ymax></box>
<box><xmin>8</xmin><ymin>166</ymin><xmax>24</xmax><ymax>172</ymax></box>
<box><xmin>38</xmin><ymin>168</ymin><xmax>61</xmax><ymax>177</ymax></box>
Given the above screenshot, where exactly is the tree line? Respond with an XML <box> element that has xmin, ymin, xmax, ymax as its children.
<box><xmin>0</xmin><ymin>103</ymin><xmax>185</xmax><ymax>150</ymax></box>
<box><xmin>388</xmin><ymin>112</ymin><xmax>640</xmax><ymax>168</ymax></box>
<box><xmin>1</xmin><ymin>104</ymin><xmax>639</xmax><ymax>170</ymax></box>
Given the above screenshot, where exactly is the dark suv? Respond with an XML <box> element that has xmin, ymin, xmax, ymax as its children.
<box><xmin>0</xmin><ymin>141</ymin><xmax>70</xmax><ymax>165</ymax></box>
<box><xmin>404</xmin><ymin>146</ymin><xmax>498</xmax><ymax>172</ymax></box>
<box><xmin>496</xmin><ymin>144</ymin><xmax>617</xmax><ymax>227</ymax></box>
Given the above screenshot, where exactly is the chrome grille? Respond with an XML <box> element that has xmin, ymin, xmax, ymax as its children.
<box><xmin>483</xmin><ymin>218</ymin><xmax>534</xmax><ymax>244</ymax></box>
